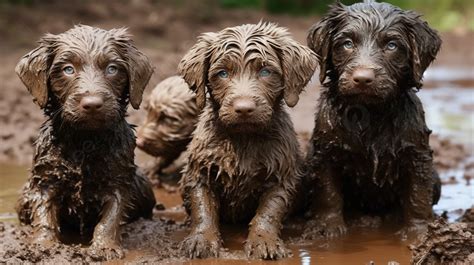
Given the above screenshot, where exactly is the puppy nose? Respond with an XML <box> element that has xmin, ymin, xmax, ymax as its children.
<box><xmin>233</xmin><ymin>98</ymin><xmax>256</xmax><ymax>116</ymax></box>
<box><xmin>80</xmin><ymin>96</ymin><xmax>103</xmax><ymax>112</ymax></box>
<box><xmin>136</xmin><ymin>137</ymin><xmax>145</xmax><ymax>148</ymax></box>
<box><xmin>352</xmin><ymin>68</ymin><xmax>375</xmax><ymax>86</ymax></box>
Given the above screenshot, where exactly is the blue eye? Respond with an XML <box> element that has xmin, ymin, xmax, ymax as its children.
<box><xmin>343</xmin><ymin>40</ymin><xmax>354</xmax><ymax>50</ymax></box>
<box><xmin>386</xmin><ymin>41</ymin><xmax>398</xmax><ymax>51</ymax></box>
<box><xmin>106</xmin><ymin>64</ymin><xmax>118</xmax><ymax>75</ymax></box>
<box><xmin>259</xmin><ymin>68</ymin><xmax>271</xmax><ymax>77</ymax></box>
<box><xmin>63</xmin><ymin>65</ymin><xmax>75</xmax><ymax>75</ymax></box>
<box><xmin>217</xmin><ymin>70</ymin><xmax>229</xmax><ymax>79</ymax></box>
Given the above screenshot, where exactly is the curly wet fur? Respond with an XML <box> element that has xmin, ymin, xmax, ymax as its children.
<box><xmin>303</xmin><ymin>1</ymin><xmax>442</xmax><ymax>239</ymax></box>
<box><xmin>136</xmin><ymin>76</ymin><xmax>198</xmax><ymax>183</ymax></box>
<box><xmin>178</xmin><ymin>22</ymin><xmax>317</xmax><ymax>260</ymax></box>
<box><xmin>15</xmin><ymin>25</ymin><xmax>155</xmax><ymax>260</ymax></box>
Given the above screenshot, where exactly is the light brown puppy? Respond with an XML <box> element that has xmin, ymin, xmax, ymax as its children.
<box><xmin>178</xmin><ymin>22</ymin><xmax>317</xmax><ymax>260</ymax></box>
<box><xmin>136</xmin><ymin>76</ymin><xmax>198</xmax><ymax>185</ymax></box>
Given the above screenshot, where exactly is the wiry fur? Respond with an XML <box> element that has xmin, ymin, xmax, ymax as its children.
<box><xmin>303</xmin><ymin>1</ymin><xmax>442</xmax><ymax>239</ymax></box>
<box><xmin>137</xmin><ymin>76</ymin><xmax>198</xmax><ymax>186</ymax></box>
<box><xmin>15</xmin><ymin>25</ymin><xmax>155</xmax><ymax>260</ymax></box>
<box><xmin>178</xmin><ymin>22</ymin><xmax>317</xmax><ymax>260</ymax></box>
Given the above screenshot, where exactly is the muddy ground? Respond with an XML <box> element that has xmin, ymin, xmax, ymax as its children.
<box><xmin>0</xmin><ymin>1</ymin><xmax>473</xmax><ymax>264</ymax></box>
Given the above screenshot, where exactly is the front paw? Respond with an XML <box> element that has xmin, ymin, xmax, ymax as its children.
<box><xmin>88</xmin><ymin>241</ymin><xmax>124</xmax><ymax>261</ymax></box>
<box><xmin>397</xmin><ymin>219</ymin><xmax>428</xmax><ymax>239</ymax></box>
<box><xmin>180</xmin><ymin>231</ymin><xmax>222</xmax><ymax>258</ymax></box>
<box><xmin>302</xmin><ymin>218</ymin><xmax>347</xmax><ymax>239</ymax></box>
<box><xmin>244</xmin><ymin>233</ymin><xmax>291</xmax><ymax>260</ymax></box>
<box><xmin>32</xmin><ymin>227</ymin><xmax>59</xmax><ymax>247</ymax></box>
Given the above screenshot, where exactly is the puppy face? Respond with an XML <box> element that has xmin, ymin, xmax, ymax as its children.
<box><xmin>137</xmin><ymin>77</ymin><xmax>198</xmax><ymax>157</ymax></box>
<box><xmin>308</xmin><ymin>1</ymin><xmax>441</xmax><ymax>104</ymax></box>
<box><xmin>16</xmin><ymin>25</ymin><xmax>153</xmax><ymax>130</ymax></box>
<box><xmin>179</xmin><ymin>22</ymin><xmax>317</xmax><ymax>132</ymax></box>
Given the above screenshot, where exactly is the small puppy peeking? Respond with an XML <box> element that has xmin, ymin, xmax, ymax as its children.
<box><xmin>178</xmin><ymin>22</ymin><xmax>317</xmax><ymax>260</ymax></box>
<box><xmin>304</xmin><ymin>1</ymin><xmax>441</xmax><ymax>239</ymax></box>
<box><xmin>136</xmin><ymin>76</ymin><xmax>198</xmax><ymax>187</ymax></box>
<box><xmin>15</xmin><ymin>25</ymin><xmax>155</xmax><ymax>260</ymax></box>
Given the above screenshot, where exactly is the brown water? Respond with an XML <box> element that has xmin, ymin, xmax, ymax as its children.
<box><xmin>0</xmin><ymin>66</ymin><xmax>472</xmax><ymax>264</ymax></box>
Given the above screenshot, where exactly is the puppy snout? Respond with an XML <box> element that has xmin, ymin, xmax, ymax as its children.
<box><xmin>352</xmin><ymin>68</ymin><xmax>375</xmax><ymax>87</ymax></box>
<box><xmin>80</xmin><ymin>96</ymin><xmax>104</xmax><ymax>112</ymax></box>
<box><xmin>136</xmin><ymin>136</ymin><xmax>145</xmax><ymax>148</ymax></box>
<box><xmin>232</xmin><ymin>98</ymin><xmax>256</xmax><ymax>116</ymax></box>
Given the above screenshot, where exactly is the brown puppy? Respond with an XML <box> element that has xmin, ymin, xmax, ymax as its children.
<box><xmin>136</xmin><ymin>76</ymin><xmax>198</xmax><ymax>186</ymax></box>
<box><xmin>15</xmin><ymin>25</ymin><xmax>155</xmax><ymax>260</ymax></box>
<box><xmin>304</xmin><ymin>1</ymin><xmax>442</xmax><ymax>239</ymax></box>
<box><xmin>178</xmin><ymin>22</ymin><xmax>317</xmax><ymax>259</ymax></box>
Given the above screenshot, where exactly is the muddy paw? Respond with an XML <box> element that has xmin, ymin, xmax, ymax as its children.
<box><xmin>245</xmin><ymin>235</ymin><xmax>291</xmax><ymax>260</ymax></box>
<box><xmin>397</xmin><ymin>219</ymin><xmax>428</xmax><ymax>239</ymax></box>
<box><xmin>88</xmin><ymin>242</ymin><xmax>124</xmax><ymax>261</ymax></box>
<box><xmin>180</xmin><ymin>231</ymin><xmax>222</xmax><ymax>258</ymax></box>
<box><xmin>303</xmin><ymin>219</ymin><xmax>347</xmax><ymax>239</ymax></box>
<box><xmin>32</xmin><ymin>228</ymin><xmax>59</xmax><ymax>247</ymax></box>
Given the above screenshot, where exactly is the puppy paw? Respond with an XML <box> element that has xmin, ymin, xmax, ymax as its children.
<box><xmin>88</xmin><ymin>242</ymin><xmax>124</xmax><ymax>261</ymax></box>
<box><xmin>180</xmin><ymin>231</ymin><xmax>222</xmax><ymax>258</ymax></box>
<box><xmin>302</xmin><ymin>219</ymin><xmax>347</xmax><ymax>239</ymax></box>
<box><xmin>397</xmin><ymin>219</ymin><xmax>429</xmax><ymax>239</ymax></box>
<box><xmin>244</xmin><ymin>233</ymin><xmax>291</xmax><ymax>260</ymax></box>
<box><xmin>32</xmin><ymin>228</ymin><xmax>59</xmax><ymax>247</ymax></box>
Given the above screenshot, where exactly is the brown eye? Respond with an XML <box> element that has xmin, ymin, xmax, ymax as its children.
<box><xmin>63</xmin><ymin>65</ymin><xmax>75</xmax><ymax>75</ymax></box>
<box><xmin>106</xmin><ymin>64</ymin><xmax>118</xmax><ymax>75</ymax></box>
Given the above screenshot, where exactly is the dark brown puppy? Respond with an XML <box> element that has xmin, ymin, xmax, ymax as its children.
<box><xmin>304</xmin><ymin>1</ymin><xmax>442</xmax><ymax>239</ymax></box>
<box><xmin>136</xmin><ymin>76</ymin><xmax>198</xmax><ymax>186</ymax></box>
<box><xmin>178</xmin><ymin>22</ymin><xmax>317</xmax><ymax>259</ymax></box>
<box><xmin>15</xmin><ymin>25</ymin><xmax>156</xmax><ymax>259</ymax></box>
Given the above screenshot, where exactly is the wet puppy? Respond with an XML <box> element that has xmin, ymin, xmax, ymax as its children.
<box><xmin>178</xmin><ymin>22</ymin><xmax>317</xmax><ymax>259</ymax></box>
<box><xmin>304</xmin><ymin>1</ymin><xmax>442</xmax><ymax>238</ymax></box>
<box><xmin>136</xmin><ymin>76</ymin><xmax>198</xmax><ymax>186</ymax></box>
<box><xmin>15</xmin><ymin>25</ymin><xmax>155</xmax><ymax>259</ymax></box>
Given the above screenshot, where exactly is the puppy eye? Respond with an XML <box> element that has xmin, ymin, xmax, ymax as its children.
<box><xmin>343</xmin><ymin>40</ymin><xmax>354</xmax><ymax>50</ymax></box>
<box><xmin>106</xmin><ymin>64</ymin><xmax>118</xmax><ymax>75</ymax></box>
<box><xmin>217</xmin><ymin>70</ymin><xmax>229</xmax><ymax>79</ymax></box>
<box><xmin>386</xmin><ymin>41</ymin><xmax>398</xmax><ymax>51</ymax></box>
<box><xmin>63</xmin><ymin>65</ymin><xmax>75</xmax><ymax>75</ymax></box>
<box><xmin>259</xmin><ymin>68</ymin><xmax>271</xmax><ymax>77</ymax></box>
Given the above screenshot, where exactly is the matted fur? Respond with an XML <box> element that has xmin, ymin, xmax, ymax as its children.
<box><xmin>178</xmin><ymin>22</ymin><xmax>317</xmax><ymax>260</ymax></box>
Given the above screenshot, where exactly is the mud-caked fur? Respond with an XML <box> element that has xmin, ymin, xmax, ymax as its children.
<box><xmin>136</xmin><ymin>76</ymin><xmax>198</xmax><ymax>186</ymax></box>
<box><xmin>303</xmin><ymin>1</ymin><xmax>442</xmax><ymax>239</ymax></box>
<box><xmin>178</xmin><ymin>22</ymin><xmax>317</xmax><ymax>260</ymax></box>
<box><xmin>15</xmin><ymin>25</ymin><xmax>156</xmax><ymax>260</ymax></box>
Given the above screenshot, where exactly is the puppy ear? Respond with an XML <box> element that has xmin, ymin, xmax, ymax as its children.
<box><xmin>113</xmin><ymin>28</ymin><xmax>154</xmax><ymax>109</ymax></box>
<box><xmin>178</xmin><ymin>33</ymin><xmax>216</xmax><ymax>110</ymax></box>
<box><xmin>307</xmin><ymin>2</ymin><xmax>345</xmax><ymax>84</ymax></box>
<box><xmin>15</xmin><ymin>34</ymin><xmax>56</xmax><ymax>108</ymax></box>
<box><xmin>279</xmin><ymin>37</ymin><xmax>318</xmax><ymax>107</ymax></box>
<box><xmin>406</xmin><ymin>12</ymin><xmax>442</xmax><ymax>89</ymax></box>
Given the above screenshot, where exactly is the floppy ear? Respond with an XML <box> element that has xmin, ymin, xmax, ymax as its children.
<box><xmin>307</xmin><ymin>2</ymin><xmax>345</xmax><ymax>84</ymax></box>
<box><xmin>406</xmin><ymin>12</ymin><xmax>442</xmax><ymax>89</ymax></box>
<box><xmin>279</xmin><ymin>37</ymin><xmax>318</xmax><ymax>107</ymax></box>
<box><xmin>178</xmin><ymin>33</ymin><xmax>216</xmax><ymax>110</ymax></box>
<box><xmin>15</xmin><ymin>34</ymin><xmax>56</xmax><ymax>108</ymax></box>
<box><xmin>113</xmin><ymin>28</ymin><xmax>154</xmax><ymax>109</ymax></box>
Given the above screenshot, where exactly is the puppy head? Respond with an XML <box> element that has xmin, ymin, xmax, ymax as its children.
<box><xmin>179</xmin><ymin>22</ymin><xmax>317</xmax><ymax>132</ymax></box>
<box><xmin>16</xmin><ymin>25</ymin><xmax>153</xmax><ymax>129</ymax></box>
<box><xmin>136</xmin><ymin>76</ymin><xmax>198</xmax><ymax>157</ymax></box>
<box><xmin>307</xmin><ymin>1</ymin><xmax>441</xmax><ymax>103</ymax></box>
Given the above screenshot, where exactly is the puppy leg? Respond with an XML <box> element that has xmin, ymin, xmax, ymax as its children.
<box><xmin>180</xmin><ymin>184</ymin><xmax>222</xmax><ymax>258</ymax></box>
<box><xmin>89</xmin><ymin>191</ymin><xmax>125</xmax><ymax>260</ymax></box>
<box><xmin>245</xmin><ymin>185</ymin><xmax>291</xmax><ymax>260</ymax></box>
<box><xmin>303</xmin><ymin>165</ymin><xmax>347</xmax><ymax>239</ymax></box>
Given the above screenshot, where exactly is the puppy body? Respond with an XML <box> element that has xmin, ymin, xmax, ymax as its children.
<box><xmin>137</xmin><ymin>76</ymin><xmax>198</xmax><ymax>185</ymax></box>
<box><xmin>179</xmin><ymin>22</ymin><xmax>317</xmax><ymax>259</ymax></box>
<box><xmin>304</xmin><ymin>1</ymin><xmax>442</xmax><ymax>238</ymax></box>
<box><xmin>15</xmin><ymin>25</ymin><xmax>155</xmax><ymax>259</ymax></box>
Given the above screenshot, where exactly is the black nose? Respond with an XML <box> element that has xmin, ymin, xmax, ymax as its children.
<box><xmin>233</xmin><ymin>98</ymin><xmax>256</xmax><ymax>116</ymax></box>
<box><xmin>352</xmin><ymin>68</ymin><xmax>375</xmax><ymax>86</ymax></box>
<box><xmin>80</xmin><ymin>96</ymin><xmax>103</xmax><ymax>112</ymax></box>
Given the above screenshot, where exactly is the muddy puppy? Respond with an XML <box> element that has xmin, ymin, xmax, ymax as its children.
<box><xmin>178</xmin><ymin>22</ymin><xmax>317</xmax><ymax>259</ymax></box>
<box><xmin>136</xmin><ymin>76</ymin><xmax>198</xmax><ymax>186</ymax></box>
<box><xmin>15</xmin><ymin>25</ymin><xmax>155</xmax><ymax>259</ymax></box>
<box><xmin>304</xmin><ymin>1</ymin><xmax>442</xmax><ymax>239</ymax></box>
